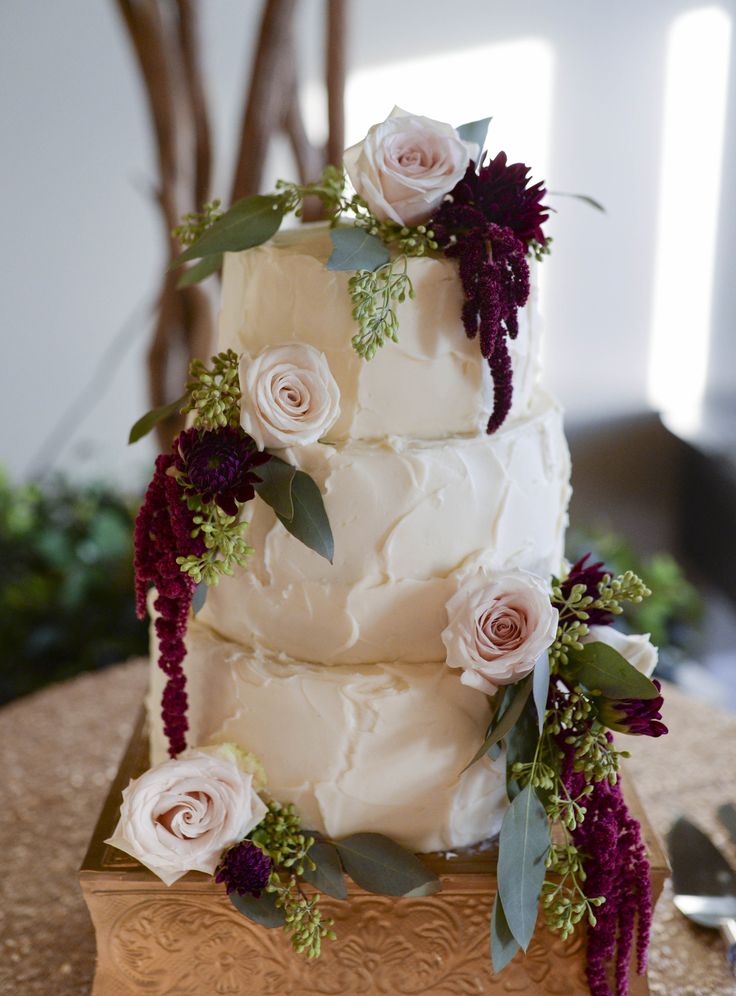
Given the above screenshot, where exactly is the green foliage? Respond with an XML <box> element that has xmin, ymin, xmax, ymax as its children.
<box><xmin>176</xmin><ymin>500</ymin><xmax>253</xmax><ymax>586</ymax></box>
<box><xmin>348</xmin><ymin>255</ymin><xmax>415</xmax><ymax>360</ymax></box>
<box><xmin>274</xmin><ymin>470</ymin><xmax>334</xmax><ymax>563</ymax></box>
<box><xmin>251</xmin><ymin>801</ymin><xmax>317</xmax><ymax>877</ymax></box>
<box><xmin>497</xmin><ymin>783</ymin><xmax>550</xmax><ymax>950</ymax></box>
<box><xmin>333</xmin><ymin>833</ymin><xmax>440</xmax><ymax>898</ymax></box>
<box><xmin>0</xmin><ymin>471</ymin><xmax>146</xmax><ymax>703</ymax></box>
<box><xmin>456</xmin><ymin>116</ymin><xmax>491</xmax><ymax>152</ymax></box>
<box><xmin>183</xmin><ymin>349</ymin><xmax>242</xmax><ymax>430</ymax></box>
<box><xmin>567</xmin><ymin>641</ymin><xmax>659</xmax><ymax>700</ymax></box>
<box><xmin>128</xmin><ymin>393</ymin><xmax>189</xmax><ymax>445</ymax></box>
<box><xmin>326</xmin><ymin>227</ymin><xmax>390</xmax><ymax>272</ymax></box>
<box><xmin>267</xmin><ymin>873</ymin><xmax>336</xmax><ymax>958</ymax></box>
<box><xmin>175</xmin><ymin>194</ymin><xmax>284</xmax><ymax>264</ymax></box>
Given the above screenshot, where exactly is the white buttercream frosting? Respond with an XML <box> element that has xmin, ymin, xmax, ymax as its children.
<box><xmin>197</xmin><ymin>390</ymin><xmax>570</xmax><ymax>665</ymax></box>
<box><xmin>148</xmin><ymin>621</ymin><xmax>508</xmax><ymax>852</ymax></box>
<box><xmin>219</xmin><ymin>225</ymin><xmax>541</xmax><ymax>441</ymax></box>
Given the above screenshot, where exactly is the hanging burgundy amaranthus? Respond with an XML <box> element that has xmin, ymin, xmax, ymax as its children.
<box><xmin>431</xmin><ymin>153</ymin><xmax>548</xmax><ymax>433</ymax></box>
<box><xmin>134</xmin><ymin>452</ymin><xmax>204</xmax><ymax>757</ymax></box>
<box><xmin>561</xmin><ymin>736</ymin><xmax>653</xmax><ymax>996</ymax></box>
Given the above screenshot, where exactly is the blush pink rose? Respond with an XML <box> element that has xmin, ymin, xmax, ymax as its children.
<box><xmin>442</xmin><ymin>568</ymin><xmax>558</xmax><ymax>693</ymax></box>
<box><xmin>105</xmin><ymin>749</ymin><xmax>267</xmax><ymax>885</ymax></box>
<box><xmin>344</xmin><ymin>107</ymin><xmax>478</xmax><ymax>226</ymax></box>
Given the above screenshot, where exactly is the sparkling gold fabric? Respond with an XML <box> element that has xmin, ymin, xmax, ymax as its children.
<box><xmin>1</xmin><ymin>663</ymin><xmax>734</xmax><ymax>995</ymax></box>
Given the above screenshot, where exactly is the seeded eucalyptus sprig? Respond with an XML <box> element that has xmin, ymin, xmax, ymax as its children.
<box><xmin>172</xmin><ymin>200</ymin><xmax>224</xmax><ymax>247</ymax></box>
<box><xmin>176</xmin><ymin>501</ymin><xmax>253</xmax><ymax>586</ymax></box>
<box><xmin>248</xmin><ymin>801</ymin><xmax>335</xmax><ymax>958</ymax></box>
<box><xmin>183</xmin><ymin>349</ymin><xmax>242</xmax><ymax>430</ymax></box>
<box><xmin>349</xmin><ymin>254</ymin><xmax>415</xmax><ymax>360</ymax></box>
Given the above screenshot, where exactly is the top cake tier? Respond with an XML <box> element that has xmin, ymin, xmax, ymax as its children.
<box><xmin>219</xmin><ymin>225</ymin><xmax>541</xmax><ymax>441</ymax></box>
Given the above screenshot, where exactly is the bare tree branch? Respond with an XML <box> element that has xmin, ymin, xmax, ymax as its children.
<box><xmin>230</xmin><ymin>0</ymin><xmax>299</xmax><ymax>201</ymax></box>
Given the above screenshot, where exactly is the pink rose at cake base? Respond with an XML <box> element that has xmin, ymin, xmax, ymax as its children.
<box><xmin>115</xmin><ymin>108</ymin><xmax>667</xmax><ymax>992</ymax></box>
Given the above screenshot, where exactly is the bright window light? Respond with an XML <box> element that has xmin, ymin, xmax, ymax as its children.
<box><xmin>648</xmin><ymin>7</ymin><xmax>731</xmax><ymax>432</ymax></box>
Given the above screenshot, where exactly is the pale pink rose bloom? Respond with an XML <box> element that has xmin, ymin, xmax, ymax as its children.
<box><xmin>105</xmin><ymin>750</ymin><xmax>267</xmax><ymax>886</ymax></box>
<box><xmin>240</xmin><ymin>343</ymin><xmax>340</xmax><ymax>449</ymax></box>
<box><xmin>344</xmin><ymin>107</ymin><xmax>478</xmax><ymax>226</ymax></box>
<box><xmin>442</xmin><ymin>568</ymin><xmax>558</xmax><ymax>693</ymax></box>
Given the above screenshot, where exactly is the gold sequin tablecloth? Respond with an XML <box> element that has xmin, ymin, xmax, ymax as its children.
<box><xmin>1</xmin><ymin>661</ymin><xmax>735</xmax><ymax>996</ymax></box>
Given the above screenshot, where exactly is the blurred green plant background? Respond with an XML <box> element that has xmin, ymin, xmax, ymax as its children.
<box><xmin>0</xmin><ymin>471</ymin><xmax>704</xmax><ymax>704</ymax></box>
<box><xmin>0</xmin><ymin>471</ymin><xmax>147</xmax><ymax>704</ymax></box>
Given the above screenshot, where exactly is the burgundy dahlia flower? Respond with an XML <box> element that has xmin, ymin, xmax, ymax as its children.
<box><xmin>216</xmin><ymin>840</ymin><xmax>272</xmax><ymax>897</ymax></box>
<box><xmin>597</xmin><ymin>680</ymin><xmax>668</xmax><ymax>738</ymax></box>
<box><xmin>561</xmin><ymin>553</ymin><xmax>615</xmax><ymax>626</ymax></box>
<box><xmin>175</xmin><ymin>426</ymin><xmax>270</xmax><ymax>516</ymax></box>
<box><xmin>439</xmin><ymin>155</ymin><xmax>548</xmax><ymax>246</ymax></box>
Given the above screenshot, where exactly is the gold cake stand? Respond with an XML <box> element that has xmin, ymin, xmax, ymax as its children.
<box><xmin>79</xmin><ymin>710</ymin><xmax>668</xmax><ymax>995</ymax></box>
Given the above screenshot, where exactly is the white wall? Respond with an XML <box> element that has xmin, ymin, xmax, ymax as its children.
<box><xmin>1</xmin><ymin>0</ymin><xmax>734</xmax><ymax>486</ymax></box>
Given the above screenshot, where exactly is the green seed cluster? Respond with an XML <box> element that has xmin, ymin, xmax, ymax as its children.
<box><xmin>172</xmin><ymin>200</ymin><xmax>223</xmax><ymax>247</ymax></box>
<box><xmin>251</xmin><ymin>801</ymin><xmax>317</xmax><ymax>877</ymax></box>
<box><xmin>543</xmin><ymin>844</ymin><xmax>605</xmax><ymax>940</ymax></box>
<box><xmin>349</xmin><ymin>256</ymin><xmax>415</xmax><ymax>360</ymax></box>
<box><xmin>176</xmin><ymin>504</ymin><xmax>252</xmax><ymax>585</ymax></box>
<box><xmin>183</xmin><ymin>350</ymin><xmax>241</xmax><ymax>430</ymax></box>
<box><xmin>269</xmin><ymin>874</ymin><xmax>337</xmax><ymax>958</ymax></box>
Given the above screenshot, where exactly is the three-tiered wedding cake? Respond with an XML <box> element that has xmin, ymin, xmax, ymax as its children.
<box><xmin>148</xmin><ymin>224</ymin><xmax>571</xmax><ymax>851</ymax></box>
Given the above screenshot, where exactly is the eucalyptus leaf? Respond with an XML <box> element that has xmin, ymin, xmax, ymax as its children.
<box><xmin>491</xmin><ymin>893</ymin><xmax>520</xmax><ymax>974</ymax></box>
<box><xmin>128</xmin><ymin>392</ymin><xmax>189</xmax><ymax>445</ymax></box>
<box><xmin>505</xmin><ymin>698</ymin><xmax>539</xmax><ymax>802</ymax></box>
<box><xmin>456</xmin><ymin>116</ymin><xmax>492</xmax><ymax>155</ymax></box>
<box><xmin>532</xmin><ymin>651</ymin><xmax>550</xmax><ymax>734</ymax></box>
<box><xmin>301</xmin><ymin>841</ymin><xmax>348</xmax><ymax>900</ymax></box>
<box><xmin>175</xmin><ymin>195</ymin><xmax>284</xmax><ymax>264</ymax></box>
<box><xmin>548</xmin><ymin>190</ymin><xmax>606</xmax><ymax>213</ymax></box>
<box><xmin>176</xmin><ymin>252</ymin><xmax>223</xmax><ymax>287</ymax></box>
<box><xmin>326</xmin><ymin>227</ymin><xmax>390</xmax><ymax>272</ymax></box>
<box><xmin>191</xmin><ymin>581</ymin><xmax>207</xmax><ymax>616</ymax></box>
<box><xmin>275</xmin><ymin>470</ymin><xmax>334</xmax><ymax>563</ymax></box>
<box><xmin>254</xmin><ymin>455</ymin><xmax>297</xmax><ymax>520</ymax></box>
<box><xmin>334</xmin><ymin>833</ymin><xmax>440</xmax><ymax>897</ymax></box>
<box><xmin>497</xmin><ymin>784</ymin><xmax>550</xmax><ymax>950</ymax></box>
<box><xmin>463</xmin><ymin>675</ymin><xmax>532</xmax><ymax>771</ymax></box>
<box><xmin>229</xmin><ymin>889</ymin><xmax>286</xmax><ymax>928</ymax></box>
<box><xmin>568</xmin><ymin>641</ymin><xmax>659</xmax><ymax>699</ymax></box>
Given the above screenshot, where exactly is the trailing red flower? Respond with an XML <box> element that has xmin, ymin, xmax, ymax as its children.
<box><xmin>562</xmin><ymin>736</ymin><xmax>653</xmax><ymax>996</ymax></box>
<box><xmin>134</xmin><ymin>451</ymin><xmax>205</xmax><ymax>758</ymax></box>
<box><xmin>430</xmin><ymin>154</ymin><xmax>548</xmax><ymax>434</ymax></box>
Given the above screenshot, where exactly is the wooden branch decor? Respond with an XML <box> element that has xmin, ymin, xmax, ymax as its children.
<box><xmin>115</xmin><ymin>0</ymin><xmax>348</xmax><ymax>447</ymax></box>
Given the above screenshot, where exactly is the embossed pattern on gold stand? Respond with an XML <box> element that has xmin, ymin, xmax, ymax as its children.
<box><xmin>79</xmin><ymin>710</ymin><xmax>668</xmax><ymax>995</ymax></box>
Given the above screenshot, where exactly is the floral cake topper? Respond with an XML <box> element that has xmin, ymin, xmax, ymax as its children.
<box><xmin>167</xmin><ymin>107</ymin><xmax>596</xmax><ymax>435</ymax></box>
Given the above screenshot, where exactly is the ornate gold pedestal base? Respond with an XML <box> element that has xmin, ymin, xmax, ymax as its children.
<box><xmin>80</xmin><ymin>711</ymin><xmax>668</xmax><ymax>995</ymax></box>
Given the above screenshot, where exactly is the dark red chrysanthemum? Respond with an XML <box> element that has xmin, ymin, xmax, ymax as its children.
<box><xmin>441</xmin><ymin>155</ymin><xmax>548</xmax><ymax>246</ymax></box>
<box><xmin>175</xmin><ymin>426</ymin><xmax>270</xmax><ymax>516</ymax></box>
<box><xmin>561</xmin><ymin>553</ymin><xmax>615</xmax><ymax>626</ymax></box>
<box><xmin>597</xmin><ymin>680</ymin><xmax>668</xmax><ymax>738</ymax></box>
<box><xmin>216</xmin><ymin>840</ymin><xmax>272</xmax><ymax>897</ymax></box>
<box><xmin>134</xmin><ymin>452</ymin><xmax>205</xmax><ymax>757</ymax></box>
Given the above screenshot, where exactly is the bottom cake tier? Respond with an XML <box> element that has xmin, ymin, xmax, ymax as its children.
<box><xmin>148</xmin><ymin>621</ymin><xmax>507</xmax><ymax>852</ymax></box>
<box><xmin>82</xmin><ymin>711</ymin><xmax>667</xmax><ymax>996</ymax></box>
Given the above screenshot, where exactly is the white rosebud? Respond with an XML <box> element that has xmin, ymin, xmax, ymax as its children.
<box><xmin>344</xmin><ymin>107</ymin><xmax>478</xmax><ymax>227</ymax></box>
<box><xmin>584</xmin><ymin>625</ymin><xmax>659</xmax><ymax>677</ymax></box>
<box><xmin>239</xmin><ymin>343</ymin><xmax>340</xmax><ymax>449</ymax></box>
<box><xmin>105</xmin><ymin>750</ymin><xmax>267</xmax><ymax>886</ymax></box>
<box><xmin>442</xmin><ymin>568</ymin><xmax>558</xmax><ymax>693</ymax></box>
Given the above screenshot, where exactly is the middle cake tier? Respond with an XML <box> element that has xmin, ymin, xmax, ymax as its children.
<box><xmin>198</xmin><ymin>389</ymin><xmax>571</xmax><ymax>665</ymax></box>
